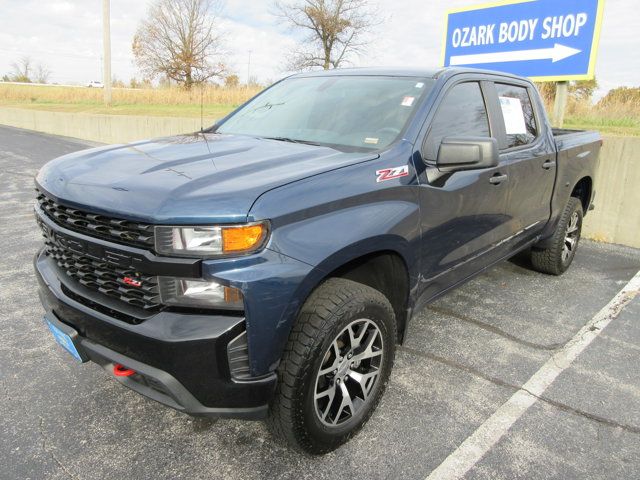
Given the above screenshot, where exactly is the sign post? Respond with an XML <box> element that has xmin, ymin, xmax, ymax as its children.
<box><xmin>441</xmin><ymin>0</ymin><xmax>605</xmax><ymax>125</ymax></box>
<box><xmin>552</xmin><ymin>81</ymin><xmax>569</xmax><ymax>128</ymax></box>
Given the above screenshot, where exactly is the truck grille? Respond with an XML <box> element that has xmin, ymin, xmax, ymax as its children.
<box><xmin>44</xmin><ymin>239</ymin><xmax>162</xmax><ymax>312</ymax></box>
<box><xmin>36</xmin><ymin>189</ymin><xmax>155</xmax><ymax>249</ymax></box>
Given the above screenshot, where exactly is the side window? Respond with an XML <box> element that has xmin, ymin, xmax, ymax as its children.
<box><xmin>425</xmin><ymin>82</ymin><xmax>490</xmax><ymax>161</ymax></box>
<box><xmin>495</xmin><ymin>83</ymin><xmax>537</xmax><ymax>148</ymax></box>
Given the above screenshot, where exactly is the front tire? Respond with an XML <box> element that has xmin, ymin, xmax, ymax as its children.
<box><xmin>267</xmin><ymin>278</ymin><xmax>396</xmax><ymax>454</ymax></box>
<box><xmin>531</xmin><ymin>197</ymin><xmax>583</xmax><ymax>275</ymax></box>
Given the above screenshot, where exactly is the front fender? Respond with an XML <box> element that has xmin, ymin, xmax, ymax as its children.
<box><xmin>268</xmin><ymin>203</ymin><xmax>420</xmax><ymax>275</ymax></box>
<box><xmin>202</xmin><ymin>249</ymin><xmax>317</xmax><ymax>376</ymax></box>
<box><xmin>234</xmin><ymin>146</ymin><xmax>422</xmax><ymax>375</ymax></box>
<box><xmin>250</xmin><ymin>146</ymin><xmax>422</xmax><ymax>275</ymax></box>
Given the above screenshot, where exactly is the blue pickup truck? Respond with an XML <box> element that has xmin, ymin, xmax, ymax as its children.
<box><xmin>34</xmin><ymin>67</ymin><xmax>600</xmax><ymax>454</ymax></box>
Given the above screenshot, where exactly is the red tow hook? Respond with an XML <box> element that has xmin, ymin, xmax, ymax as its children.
<box><xmin>113</xmin><ymin>363</ymin><xmax>136</xmax><ymax>377</ymax></box>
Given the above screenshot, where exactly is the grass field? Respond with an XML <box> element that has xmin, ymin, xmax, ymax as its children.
<box><xmin>558</xmin><ymin>96</ymin><xmax>640</xmax><ymax>137</ymax></box>
<box><xmin>1</xmin><ymin>82</ymin><xmax>639</xmax><ymax>136</ymax></box>
<box><xmin>563</xmin><ymin>116</ymin><xmax>640</xmax><ymax>137</ymax></box>
<box><xmin>0</xmin><ymin>83</ymin><xmax>261</xmax><ymax>120</ymax></box>
<box><xmin>5</xmin><ymin>102</ymin><xmax>235</xmax><ymax>120</ymax></box>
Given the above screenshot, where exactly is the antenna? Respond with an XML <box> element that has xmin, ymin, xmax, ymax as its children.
<box><xmin>200</xmin><ymin>83</ymin><xmax>204</xmax><ymax>133</ymax></box>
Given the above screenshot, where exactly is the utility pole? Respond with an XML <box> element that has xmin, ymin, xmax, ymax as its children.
<box><xmin>102</xmin><ymin>0</ymin><xmax>112</xmax><ymax>106</ymax></box>
<box><xmin>247</xmin><ymin>50</ymin><xmax>252</xmax><ymax>86</ymax></box>
<box><xmin>552</xmin><ymin>81</ymin><xmax>569</xmax><ymax>128</ymax></box>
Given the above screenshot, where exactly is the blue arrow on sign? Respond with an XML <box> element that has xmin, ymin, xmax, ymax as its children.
<box><xmin>441</xmin><ymin>0</ymin><xmax>605</xmax><ymax>81</ymax></box>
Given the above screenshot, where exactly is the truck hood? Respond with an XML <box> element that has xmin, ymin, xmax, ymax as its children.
<box><xmin>36</xmin><ymin>133</ymin><xmax>378</xmax><ymax>223</ymax></box>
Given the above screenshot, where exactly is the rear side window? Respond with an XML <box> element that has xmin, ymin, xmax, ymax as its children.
<box><xmin>495</xmin><ymin>83</ymin><xmax>537</xmax><ymax>148</ymax></box>
<box><xmin>425</xmin><ymin>82</ymin><xmax>490</xmax><ymax>161</ymax></box>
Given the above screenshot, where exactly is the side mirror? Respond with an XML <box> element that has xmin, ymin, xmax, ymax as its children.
<box><xmin>436</xmin><ymin>137</ymin><xmax>499</xmax><ymax>173</ymax></box>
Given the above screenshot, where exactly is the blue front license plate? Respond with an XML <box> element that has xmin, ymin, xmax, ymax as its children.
<box><xmin>45</xmin><ymin>316</ymin><xmax>85</xmax><ymax>363</ymax></box>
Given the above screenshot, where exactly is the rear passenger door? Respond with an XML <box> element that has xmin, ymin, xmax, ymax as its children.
<box><xmin>490</xmin><ymin>81</ymin><xmax>556</xmax><ymax>242</ymax></box>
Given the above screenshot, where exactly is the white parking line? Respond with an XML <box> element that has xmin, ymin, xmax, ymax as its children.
<box><xmin>427</xmin><ymin>270</ymin><xmax>640</xmax><ymax>480</ymax></box>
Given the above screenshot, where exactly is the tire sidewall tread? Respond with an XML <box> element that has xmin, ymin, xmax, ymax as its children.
<box><xmin>267</xmin><ymin>277</ymin><xmax>396</xmax><ymax>455</ymax></box>
<box><xmin>531</xmin><ymin>197</ymin><xmax>583</xmax><ymax>275</ymax></box>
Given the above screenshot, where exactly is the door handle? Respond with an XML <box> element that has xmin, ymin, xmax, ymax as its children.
<box><xmin>542</xmin><ymin>159</ymin><xmax>557</xmax><ymax>170</ymax></box>
<box><xmin>489</xmin><ymin>173</ymin><xmax>508</xmax><ymax>185</ymax></box>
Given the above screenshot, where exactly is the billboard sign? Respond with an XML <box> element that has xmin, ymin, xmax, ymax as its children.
<box><xmin>441</xmin><ymin>0</ymin><xmax>605</xmax><ymax>81</ymax></box>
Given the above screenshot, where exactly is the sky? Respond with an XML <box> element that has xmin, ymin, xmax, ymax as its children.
<box><xmin>0</xmin><ymin>0</ymin><xmax>638</xmax><ymax>97</ymax></box>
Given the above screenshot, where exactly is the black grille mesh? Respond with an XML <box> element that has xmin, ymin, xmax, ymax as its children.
<box><xmin>36</xmin><ymin>189</ymin><xmax>154</xmax><ymax>249</ymax></box>
<box><xmin>44</xmin><ymin>240</ymin><xmax>162</xmax><ymax>312</ymax></box>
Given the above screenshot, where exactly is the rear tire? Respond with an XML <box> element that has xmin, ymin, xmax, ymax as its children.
<box><xmin>267</xmin><ymin>278</ymin><xmax>396</xmax><ymax>454</ymax></box>
<box><xmin>531</xmin><ymin>197</ymin><xmax>583</xmax><ymax>275</ymax></box>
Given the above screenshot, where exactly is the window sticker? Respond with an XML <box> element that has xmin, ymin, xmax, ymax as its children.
<box><xmin>401</xmin><ymin>96</ymin><xmax>415</xmax><ymax>107</ymax></box>
<box><xmin>415</xmin><ymin>82</ymin><xmax>424</xmax><ymax>89</ymax></box>
<box><xmin>364</xmin><ymin>137</ymin><xmax>379</xmax><ymax>145</ymax></box>
<box><xmin>499</xmin><ymin>96</ymin><xmax>527</xmax><ymax>135</ymax></box>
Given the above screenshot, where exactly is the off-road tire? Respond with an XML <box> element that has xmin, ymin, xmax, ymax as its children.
<box><xmin>531</xmin><ymin>197</ymin><xmax>583</xmax><ymax>275</ymax></box>
<box><xmin>267</xmin><ymin>278</ymin><xmax>396</xmax><ymax>454</ymax></box>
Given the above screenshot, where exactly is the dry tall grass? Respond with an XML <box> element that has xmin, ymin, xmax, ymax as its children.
<box><xmin>0</xmin><ymin>83</ymin><xmax>263</xmax><ymax>106</ymax></box>
<box><xmin>538</xmin><ymin>88</ymin><xmax>640</xmax><ymax>135</ymax></box>
<box><xmin>560</xmin><ymin>96</ymin><xmax>640</xmax><ymax>134</ymax></box>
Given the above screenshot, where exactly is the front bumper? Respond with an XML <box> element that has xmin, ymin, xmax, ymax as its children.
<box><xmin>35</xmin><ymin>250</ymin><xmax>276</xmax><ymax>419</ymax></box>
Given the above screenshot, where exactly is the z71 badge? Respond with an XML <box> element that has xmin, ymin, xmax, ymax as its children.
<box><xmin>376</xmin><ymin>165</ymin><xmax>409</xmax><ymax>183</ymax></box>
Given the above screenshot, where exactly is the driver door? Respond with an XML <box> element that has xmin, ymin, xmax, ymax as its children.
<box><xmin>414</xmin><ymin>80</ymin><xmax>513</xmax><ymax>304</ymax></box>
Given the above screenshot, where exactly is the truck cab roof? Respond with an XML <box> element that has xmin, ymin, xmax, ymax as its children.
<box><xmin>289</xmin><ymin>66</ymin><xmax>535</xmax><ymax>84</ymax></box>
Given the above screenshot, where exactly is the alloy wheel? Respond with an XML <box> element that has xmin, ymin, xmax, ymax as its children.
<box><xmin>313</xmin><ymin>319</ymin><xmax>384</xmax><ymax>427</ymax></box>
<box><xmin>562</xmin><ymin>211</ymin><xmax>580</xmax><ymax>263</ymax></box>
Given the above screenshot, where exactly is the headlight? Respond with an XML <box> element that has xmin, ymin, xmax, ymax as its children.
<box><xmin>159</xmin><ymin>277</ymin><xmax>243</xmax><ymax>310</ymax></box>
<box><xmin>155</xmin><ymin>222</ymin><xmax>269</xmax><ymax>257</ymax></box>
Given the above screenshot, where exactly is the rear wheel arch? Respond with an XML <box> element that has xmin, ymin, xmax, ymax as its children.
<box><xmin>531</xmin><ymin>196</ymin><xmax>583</xmax><ymax>275</ymax></box>
<box><xmin>571</xmin><ymin>176</ymin><xmax>592</xmax><ymax>214</ymax></box>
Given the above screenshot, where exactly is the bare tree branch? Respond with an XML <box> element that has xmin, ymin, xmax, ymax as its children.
<box><xmin>10</xmin><ymin>56</ymin><xmax>33</xmax><ymax>82</ymax></box>
<box><xmin>34</xmin><ymin>63</ymin><xmax>51</xmax><ymax>84</ymax></box>
<box><xmin>132</xmin><ymin>0</ymin><xmax>227</xmax><ymax>89</ymax></box>
<box><xmin>274</xmin><ymin>0</ymin><xmax>379</xmax><ymax>71</ymax></box>
<box><xmin>9</xmin><ymin>56</ymin><xmax>50</xmax><ymax>83</ymax></box>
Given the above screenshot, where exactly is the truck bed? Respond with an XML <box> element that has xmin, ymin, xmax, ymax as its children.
<box><xmin>552</xmin><ymin>128</ymin><xmax>588</xmax><ymax>137</ymax></box>
<box><xmin>553</xmin><ymin>128</ymin><xmax>601</xmax><ymax>154</ymax></box>
<box><xmin>548</xmin><ymin>127</ymin><xmax>601</xmax><ymax>229</ymax></box>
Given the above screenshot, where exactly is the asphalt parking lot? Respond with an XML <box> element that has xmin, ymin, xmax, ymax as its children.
<box><xmin>1</xmin><ymin>124</ymin><xmax>639</xmax><ymax>480</ymax></box>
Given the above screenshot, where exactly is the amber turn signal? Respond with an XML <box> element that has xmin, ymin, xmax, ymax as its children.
<box><xmin>222</xmin><ymin>223</ymin><xmax>268</xmax><ymax>253</ymax></box>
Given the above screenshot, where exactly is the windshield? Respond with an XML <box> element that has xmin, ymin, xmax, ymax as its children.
<box><xmin>216</xmin><ymin>76</ymin><xmax>434</xmax><ymax>150</ymax></box>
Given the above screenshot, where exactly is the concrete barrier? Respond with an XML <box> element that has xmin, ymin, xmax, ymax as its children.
<box><xmin>0</xmin><ymin>106</ymin><xmax>637</xmax><ymax>249</ymax></box>
<box><xmin>582</xmin><ymin>136</ymin><xmax>640</xmax><ymax>248</ymax></box>
<box><xmin>0</xmin><ymin>107</ymin><xmax>207</xmax><ymax>144</ymax></box>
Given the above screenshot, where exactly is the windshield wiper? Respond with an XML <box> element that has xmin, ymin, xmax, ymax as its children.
<box><xmin>262</xmin><ymin>136</ymin><xmax>322</xmax><ymax>146</ymax></box>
